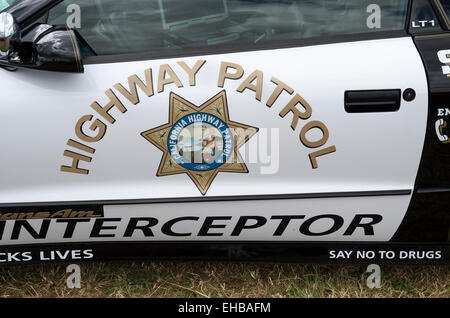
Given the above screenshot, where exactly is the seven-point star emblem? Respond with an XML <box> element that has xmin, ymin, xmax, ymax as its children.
<box><xmin>141</xmin><ymin>90</ymin><xmax>258</xmax><ymax>195</ymax></box>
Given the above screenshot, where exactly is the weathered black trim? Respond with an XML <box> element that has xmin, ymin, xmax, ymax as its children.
<box><xmin>0</xmin><ymin>241</ymin><xmax>447</xmax><ymax>265</ymax></box>
<box><xmin>83</xmin><ymin>31</ymin><xmax>408</xmax><ymax>65</ymax></box>
<box><xmin>0</xmin><ymin>190</ymin><xmax>412</xmax><ymax>208</ymax></box>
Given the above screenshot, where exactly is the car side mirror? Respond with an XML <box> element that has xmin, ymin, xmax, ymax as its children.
<box><xmin>0</xmin><ymin>12</ymin><xmax>83</xmax><ymax>73</ymax></box>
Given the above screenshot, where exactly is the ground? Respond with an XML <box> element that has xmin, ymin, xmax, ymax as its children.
<box><xmin>0</xmin><ymin>262</ymin><xmax>448</xmax><ymax>298</ymax></box>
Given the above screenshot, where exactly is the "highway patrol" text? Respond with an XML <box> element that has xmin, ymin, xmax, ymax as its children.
<box><xmin>61</xmin><ymin>60</ymin><xmax>336</xmax><ymax>175</ymax></box>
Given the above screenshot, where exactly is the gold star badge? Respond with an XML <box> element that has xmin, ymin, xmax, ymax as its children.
<box><xmin>141</xmin><ymin>90</ymin><xmax>258</xmax><ymax>195</ymax></box>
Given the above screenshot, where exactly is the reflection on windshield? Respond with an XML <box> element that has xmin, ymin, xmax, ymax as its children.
<box><xmin>48</xmin><ymin>0</ymin><xmax>409</xmax><ymax>56</ymax></box>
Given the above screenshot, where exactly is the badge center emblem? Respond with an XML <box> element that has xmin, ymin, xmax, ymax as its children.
<box><xmin>168</xmin><ymin>113</ymin><xmax>234</xmax><ymax>172</ymax></box>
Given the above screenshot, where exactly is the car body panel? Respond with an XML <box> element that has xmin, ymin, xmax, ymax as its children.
<box><xmin>0</xmin><ymin>0</ymin><xmax>448</xmax><ymax>265</ymax></box>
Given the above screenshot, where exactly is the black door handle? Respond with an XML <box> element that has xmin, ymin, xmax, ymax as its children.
<box><xmin>344</xmin><ymin>89</ymin><xmax>401</xmax><ymax>113</ymax></box>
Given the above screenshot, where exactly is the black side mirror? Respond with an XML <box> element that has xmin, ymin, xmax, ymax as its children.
<box><xmin>28</xmin><ymin>25</ymin><xmax>84</xmax><ymax>73</ymax></box>
<box><xmin>0</xmin><ymin>12</ymin><xmax>83</xmax><ymax>73</ymax></box>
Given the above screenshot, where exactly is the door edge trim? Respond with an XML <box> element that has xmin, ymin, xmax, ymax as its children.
<box><xmin>0</xmin><ymin>189</ymin><xmax>412</xmax><ymax>208</ymax></box>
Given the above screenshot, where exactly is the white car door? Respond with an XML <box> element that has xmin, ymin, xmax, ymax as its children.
<box><xmin>0</xmin><ymin>0</ymin><xmax>429</xmax><ymax>245</ymax></box>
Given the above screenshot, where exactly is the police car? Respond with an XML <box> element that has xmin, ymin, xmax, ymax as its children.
<box><xmin>0</xmin><ymin>0</ymin><xmax>448</xmax><ymax>264</ymax></box>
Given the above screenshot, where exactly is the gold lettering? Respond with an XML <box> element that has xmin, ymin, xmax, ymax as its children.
<box><xmin>91</xmin><ymin>89</ymin><xmax>127</xmax><ymax>124</ymax></box>
<box><xmin>75</xmin><ymin>115</ymin><xmax>107</xmax><ymax>143</ymax></box>
<box><xmin>236</xmin><ymin>70</ymin><xmax>263</xmax><ymax>101</ymax></box>
<box><xmin>62</xmin><ymin>209</ymin><xmax>74</xmax><ymax>218</ymax></box>
<box><xmin>70</xmin><ymin>210</ymin><xmax>96</xmax><ymax>218</ymax></box>
<box><xmin>309</xmin><ymin>146</ymin><xmax>337</xmax><ymax>169</ymax></box>
<box><xmin>18</xmin><ymin>213</ymin><xmax>35</xmax><ymax>219</ymax></box>
<box><xmin>177</xmin><ymin>60</ymin><xmax>206</xmax><ymax>86</ymax></box>
<box><xmin>300</xmin><ymin>121</ymin><xmax>329</xmax><ymax>149</ymax></box>
<box><xmin>158</xmin><ymin>64</ymin><xmax>183</xmax><ymax>93</ymax></box>
<box><xmin>1</xmin><ymin>213</ymin><xmax>16</xmax><ymax>220</ymax></box>
<box><xmin>0</xmin><ymin>211</ymin><xmax>100</xmax><ymax>220</ymax></box>
<box><xmin>218</xmin><ymin>62</ymin><xmax>244</xmax><ymax>87</ymax></box>
<box><xmin>67</xmin><ymin>139</ymin><xmax>95</xmax><ymax>154</ymax></box>
<box><xmin>114</xmin><ymin>69</ymin><xmax>154</xmax><ymax>105</ymax></box>
<box><xmin>52</xmin><ymin>210</ymin><xmax>69</xmax><ymax>218</ymax></box>
<box><xmin>266</xmin><ymin>77</ymin><xmax>294</xmax><ymax>107</ymax></box>
<box><xmin>34</xmin><ymin>212</ymin><xmax>51</xmax><ymax>219</ymax></box>
<box><xmin>61</xmin><ymin>150</ymin><xmax>92</xmax><ymax>175</ymax></box>
<box><xmin>279</xmin><ymin>94</ymin><xmax>313</xmax><ymax>130</ymax></box>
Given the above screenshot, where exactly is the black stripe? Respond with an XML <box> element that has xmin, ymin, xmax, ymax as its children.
<box><xmin>0</xmin><ymin>190</ymin><xmax>412</xmax><ymax>208</ymax></box>
<box><xmin>416</xmin><ymin>188</ymin><xmax>450</xmax><ymax>194</ymax></box>
<box><xmin>83</xmin><ymin>31</ymin><xmax>408</xmax><ymax>65</ymax></box>
<box><xmin>0</xmin><ymin>241</ymin><xmax>447</xmax><ymax>265</ymax></box>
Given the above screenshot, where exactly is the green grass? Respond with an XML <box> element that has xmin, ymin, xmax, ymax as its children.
<box><xmin>0</xmin><ymin>262</ymin><xmax>448</xmax><ymax>298</ymax></box>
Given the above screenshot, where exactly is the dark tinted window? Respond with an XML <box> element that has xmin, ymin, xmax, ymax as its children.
<box><xmin>409</xmin><ymin>0</ymin><xmax>443</xmax><ymax>33</ymax></box>
<box><xmin>435</xmin><ymin>0</ymin><xmax>450</xmax><ymax>29</ymax></box>
<box><xmin>48</xmin><ymin>0</ymin><xmax>409</xmax><ymax>56</ymax></box>
<box><xmin>440</xmin><ymin>0</ymin><xmax>450</xmax><ymax>17</ymax></box>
